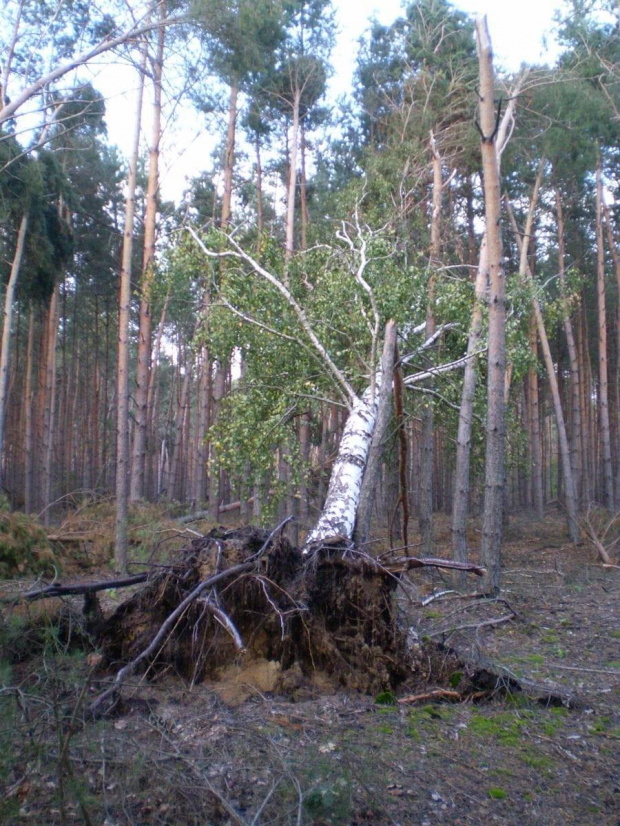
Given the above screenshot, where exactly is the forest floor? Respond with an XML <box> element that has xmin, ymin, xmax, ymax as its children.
<box><xmin>0</xmin><ymin>510</ymin><xmax>619</xmax><ymax>825</ymax></box>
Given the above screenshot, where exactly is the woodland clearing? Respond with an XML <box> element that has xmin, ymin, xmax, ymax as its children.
<box><xmin>0</xmin><ymin>508</ymin><xmax>618</xmax><ymax>825</ymax></box>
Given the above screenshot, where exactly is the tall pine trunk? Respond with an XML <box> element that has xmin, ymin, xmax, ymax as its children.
<box><xmin>595</xmin><ymin>157</ymin><xmax>614</xmax><ymax>509</ymax></box>
<box><xmin>116</xmin><ymin>46</ymin><xmax>146</xmax><ymax>571</ymax></box>
<box><xmin>131</xmin><ymin>9</ymin><xmax>165</xmax><ymax>501</ymax></box>
<box><xmin>0</xmin><ymin>214</ymin><xmax>28</xmax><ymax>492</ymax></box>
<box><xmin>477</xmin><ymin>16</ymin><xmax>506</xmax><ymax>596</ymax></box>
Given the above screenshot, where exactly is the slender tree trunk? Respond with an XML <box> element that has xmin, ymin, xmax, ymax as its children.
<box><xmin>420</xmin><ymin>136</ymin><xmax>442</xmax><ymax>554</ymax></box>
<box><xmin>528</xmin><ymin>319</ymin><xmax>544</xmax><ymax>516</ymax></box>
<box><xmin>42</xmin><ymin>283</ymin><xmax>60</xmax><ymax>526</ymax></box>
<box><xmin>131</xmin><ymin>11</ymin><xmax>165</xmax><ymax>501</ymax></box>
<box><xmin>220</xmin><ymin>77</ymin><xmax>238</xmax><ymax>229</ymax></box>
<box><xmin>477</xmin><ymin>16</ymin><xmax>506</xmax><ymax>595</ymax></box>
<box><xmin>507</xmin><ymin>179</ymin><xmax>579</xmax><ymax>542</ymax></box>
<box><xmin>284</xmin><ymin>88</ymin><xmax>301</xmax><ymax>278</ymax></box>
<box><xmin>556</xmin><ymin>190</ymin><xmax>583</xmax><ymax>504</ymax></box>
<box><xmin>0</xmin><ymin>214</ymin><xmax>28</xmax><ymax>492</ymax></box>
<box><xmin>595</xmin><ymin>157</ymin><xmax>614</xmax><ymax>510</ymax></box>
<box><xmin>116</xmin><ymin>46</ymin><xmax>146</xmax><ymax>571</ymax></box>
<box><xmin>255</xmin><ymin>135</ymin><xmax>264</xmax><ymax>238</ymax></box>
<box><xmin>300</xmin><ymin>125</ymin><xmax>309</xmax><ymax>251</ymax></box>
<box><xmin>23</xmin><ymin>305</ymin><xmax>35</xmax><ymax>512</ymax></box>
<box><xmin>208</xmin><ymin>361</ymin><xmax>226</xmax><ymax>521</ymax></box>
<box><xmin>452</xmin><ymin>240</ymin><xmax>488</xmax><ymax>564</ymax></box>
<box><xmin>601</xmin><ymin>194</ymin><xmax>620</xmax><ymax>508</ymax></box>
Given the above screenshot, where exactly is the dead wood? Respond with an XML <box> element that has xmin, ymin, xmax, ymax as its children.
<box><xmin>3</xmin><ymin>573</ymin><xmax>149</xmax><ymax>604</ymax></box>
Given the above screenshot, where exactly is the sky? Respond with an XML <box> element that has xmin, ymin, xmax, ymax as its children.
<box><xmin>100</xmin><ymin>0</ymin><xmax>568</xmax><ymax>203</ymax></box>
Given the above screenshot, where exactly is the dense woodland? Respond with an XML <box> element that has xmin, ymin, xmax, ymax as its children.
<box><xmin>1</xmin><ymin>0</ymin><xmax>620</xmax><ymax>592</ymax></box>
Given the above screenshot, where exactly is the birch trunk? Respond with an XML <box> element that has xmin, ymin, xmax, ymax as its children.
<box><xmin>354</xmin><ymin>321</ymin><xmax>397</xmax><ymax>546</ymax></box>
<box><xmin>303</xmin><ymin>379</ymin><xmax>383</xmax><ymax>550</ymax></box>
<box><xmin>477</xmin><ymin>16</ymin><xmax>505</xmax><ymax>596</ymax></box>
<box><xmin>0</xmin><ymin>214</ymin><xmax>28</xmax><ymax>491</ymax></box>
<box><xmin>116</xmin><ymin>47</ymin><xmax>146</xmax><ymax>571</ymax></box>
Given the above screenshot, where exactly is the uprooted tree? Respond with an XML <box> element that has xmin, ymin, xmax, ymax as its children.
<box><xmin>87</xmin><ymin>201</ymin><xmax>493</xmax><ymax>711</ymax></box>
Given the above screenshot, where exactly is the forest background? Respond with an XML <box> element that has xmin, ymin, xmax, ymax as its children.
<box><xmin>1</xmin><ymin>0</ymin><xmax>620</xmax><ymax>591</ymax></box>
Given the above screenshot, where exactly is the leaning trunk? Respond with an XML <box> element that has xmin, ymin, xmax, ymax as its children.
<box><xmin>304</xmin><ymin>325</ymin><xmax>396</xmax><ymax>551</ymax></box>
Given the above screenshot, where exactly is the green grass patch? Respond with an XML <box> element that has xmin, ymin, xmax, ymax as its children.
<box><xmin>488</xmin><ymin>787</ymin><xmax>508</xmax><ymax>800</ymax></box>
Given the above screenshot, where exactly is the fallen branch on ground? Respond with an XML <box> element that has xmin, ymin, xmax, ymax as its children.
<box><xmin>3</xmin><ymin>573</ymin><xmax>149</xmax><ymax>604</ymax></box>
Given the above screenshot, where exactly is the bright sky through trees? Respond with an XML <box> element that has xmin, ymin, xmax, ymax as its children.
<box><xmin>98</xmin><ymin>0</ymin><xmax>567</xmax><ymax>202</ymax></box>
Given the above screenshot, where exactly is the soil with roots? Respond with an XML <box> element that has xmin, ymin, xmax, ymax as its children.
<box><xmin>1</xmin><ymin>513</ymin><xmax>619</xmax><ymax>825</ymax></box>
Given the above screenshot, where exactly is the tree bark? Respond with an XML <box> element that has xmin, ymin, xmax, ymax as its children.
<box><xmin>115</xmin><ymin>46</ymin><xmax>146</xmax><ymax>572</ymax></box>
<box><xmin>131</xmin><ymin>9</ymin><xmax>165</xmax><ymax>501</ymax></box>
<box><xmin>419</xmin><ymin>136</ymin><xmax>441</xmax><ymax>555</ymax></box>
<box><xmin>556</xmin><ymin>190</ymin><xmax>583</xmax><ymax>505</ymax></box>
<box><xmin>0</xmin><ymin>214</ymin><xmax>28</xmax><ymax>492</ymax></box>
<box><xmin>450</xmin><ymin>74</ymin><xmax>521</xmax><ymax>572</ymax></box>
<box><xmin>477</xmin><ymin>16</ymin><xmax>506</xmax><ymax>596</ymax></box>
<box><xmin>220</xmin><ymin>77</ymin><xmax>238</xmax><ymax>229</ymax></box>
<box><xmin>284</xmin><ymin>87</ymin><xmax>301</xmax><ymax>278</ymax></box>
<box><xmin>42</xmin><ymin>283</ymin><xmax>60</xmax><ymax>526</ymax></box>
<box><xmin>595</xmin><ymin>157</ymin><xmax>615</xmax><ymax>510</ymax></box>
<box><xmin>506</xmin><ymin>176</ymin><xmax>579</xmax><ymax>542</ymax></box>
<box><xmin>354</xmin><ymin>320</ymin><xmax>397</xmax><ymax>546</ymax></box>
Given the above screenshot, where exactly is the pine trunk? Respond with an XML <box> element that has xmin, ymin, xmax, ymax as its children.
<box><xmin>116</xmin><ymin>48</ymin><xmax>146</xmax><ymax>571</ymax></box>
<box><xmin>477</xmin><ymin>16</ymin><xmax>506</xmax><ymax>596</ymax></box>
<box><xmin>130</xmin><ymin>10</ymin><xmax>165</xmax><ymax>501</ymax></box>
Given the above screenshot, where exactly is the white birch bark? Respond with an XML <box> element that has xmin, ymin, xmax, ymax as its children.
<box><xmin>303</xmin><ymin>376</ymin><xmax>382</xmax><ymax>551</ymax></box>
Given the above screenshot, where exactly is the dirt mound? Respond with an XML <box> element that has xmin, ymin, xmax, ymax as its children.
<box><xmin>100</xmin><ymin>526</ymin><xmax>411</xmax><ymax>696</ymax></box>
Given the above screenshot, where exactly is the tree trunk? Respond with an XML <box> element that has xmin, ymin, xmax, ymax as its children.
<box><xmin>354</xmin><ymin>320</ymin><xmax>397</xmax><ymax>546</ymax></box>
<box><xmin>220</xmin><ymin>77</ymin><xmax>238</xmax><ymax>229</ymax></box>
<box><xmin>451</xmin><ymin>239</ymin><xmax>488</xmax><ymax>563</ymax></box>
<box><xmin>42</xmin><ymin>283</ymin><xmax>60</xmax><ymax>526</ymax></box>
<box><xmin>23</xmin><ymin>304</ymin><xmax>35</xmax><ymax>512</ymax></box>
<box><xmin>528</xmin><ymin>318</ymin><xmax>544</xmax><ymax>516</ymax></box>
<box><xmin>116</xmin><ymin>47</ymin><xmax>146</xmax><ymax>572</ymax></box>
<box><xmin>450</xmin><ymin>74</ymin><xmax>521</xmax><ymax>572</ymax></box>
<box><xmin>601</xmin><ymin>194</ymin><xmax>620</xmax><ymax>508</ymax></box>
<box><xmin>284</xmin><ymin>87</ymin><xmax>301</xmax><ymax>278</ymax></box>
<box><xmin>506</xmin><ymin>177</ymin><xmax>580</xmax><ymax>542</ymax></box>
<box><xmin>419</xmin><ymin>137</ymin><xmax>441</xmax><ymax>555</ymax></box>
<box><xmin>477</xmin><ymin>16</ymin><xmax>506</xmax><ymax>596</ymax></box>
<box><xmin>556</xmin><ymin>190</ymin><xmax>583</xmax><ymax>504</ymax></box>
<box><xmin>304</xmin><ymin>323</ymin><xmax>395</xmax><ymax>551</ymax></box>
<box><xmin>255</xmin><ymin>135</ymin><xmax>264</xmax><ymax>238</ymax></box>
<box><xmin>130</xmin><ymin>11</ymin><xmax>165</xmax><ymax>502</ymax></box>
<box><xmin>595</xmin><ymin>157</ymin><xmax>614</xmax><ymax>510</ymax></box>
<box><xmin>0</xmin><ymin>214</ymin><xmax>28</xmax><ymax>492</ymax></box>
